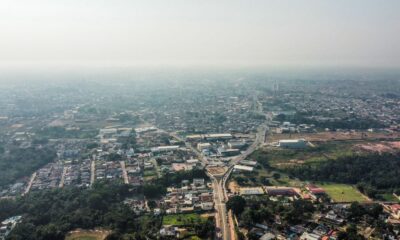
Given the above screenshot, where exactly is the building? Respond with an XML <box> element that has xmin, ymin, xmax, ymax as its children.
<box><xmin>228</xmin><ymin>140</ymin><xmax>247</xmax><ymax>149</ymax></box>
<box><xmin>389</xmin><ymin>204</ymin><xmax>400</xmax><ymax>219</ymax></box>
<box><xmin>300</xmin><ymin>232</ymin><xmax>321</xmax><ymax>240</ymax></box>
<box><xmin>239</xmin><ymin>160</ymin><xmax>257</xmax><ymax>166</ymax></box>
<box><xmin>197</xmin><ymin>143</ymin><xmax>211</xmax><ymax>151</ymax></box>
<box><xmin>204</xmin><ymin>133</ymin><xmax>233</xmax><ymax>141</ymax></box>
<box><xmin>201</xmin><ymin>202</ymin><xmax>214</xmax><ymax>210</ymax></box>
<box><xmin>306</xmin><ymin>185</ymin><xmax>326</xmax><ymax>200</ymax></box>
<box><xmin>151</xmin><ymin>145</ymin><xmax>180</xmax><ymax>153</ymax></box>
<box><xmin>239</xmin><ymin>187</ymin><xmax>265</xmax><ymax>195</ymax></box>
<box><xmin>218</xmin><ymin>147</ymin><xmax>240</xmax><ymax>157</ymax></box>
<box><xmin>278</xmin><ymin>139</ymin><xmax>308</xmax><ymax>149</ymax></box>
<box><xmin>0</xmin><ymin>216</ymin><xmax>21</xmax><ymax>240</ymax></box>
<box><xmin>233</xmin><ymin>165</ymin><xmax>254</xmax><ymax>172</ymax></box>
<box><xmin>264</xmin><ymin>187</ymin><xmax>298</xmax><ymax>197</ymax></box>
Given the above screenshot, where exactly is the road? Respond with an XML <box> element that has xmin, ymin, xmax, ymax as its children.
<box><xmin>23</xmin><ymin>172</ymin><xmax>37</xmax><ymax>196</ymax></box>
<box><xmin>120</xmin><ymin>161</ymin><xmax>129</xmax><ymax>184</ymax></box>
<box><xmin>90</xmin><ymin>157</ymin><xmax>96</xmax><ymax>186</ymax></box>
<box><xmin>152</xmin><ymin>120</ymin><xmax>269</xmax><ymax>240</ymax></box>
<box><xmin>59</xmin><ymin>166</ymin><xmax>67</xmax><ymax>188</ymax></box>
<box><xmin>210</xmin><ymin>176</ymin><xmax>230</xmax><ymax>240</ymax></box>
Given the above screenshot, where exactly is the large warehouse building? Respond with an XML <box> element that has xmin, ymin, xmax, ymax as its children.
<box><xmin>278</xmin><ymin>139</ymin><xmax>308</xmax><ymax>149</ymax></box>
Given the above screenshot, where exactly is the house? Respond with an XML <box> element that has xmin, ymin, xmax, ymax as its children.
<box><xmin>319</xmin><ymin>211</ymin><xmax>345</xmax><ymax>226</ymax></box>
<box><xmin>306</xmin><ymin>185</ymin><xmax>326</xmax><ymax>200</ymax></box>
<box><xmin>160</xmin><ymin>225</ymin><xmax>178</xmax><ymax>237</ymax></box>
<box><xmin>389</xmin><ymin>204</ymin><xmax>400</xmax><ymax>219</ymax></box>
<box><xmin>201</xmin><ymin>202</ymin><xmax>214</xmax><ymax>211</ymax></box>
<box><xmin>0</xmin><ymin>216</ymin><xmax>21</xmax><ymax>240</ymax></box>
<box><xmin>197</xmin><ymin>143</ymin><xmax>211</xmax><ymax>151</ymax></box>
<box><xmin>260</xmin><ymin>232</ymin><xmax>276</xmax><ymax>240</ymax></box>
<box><xmin>300</xmin><ymin>232</ymin><xmax>321</xmax><ymax>240</ymax></box>
<box><xmin>193</xmin><ymin>178</ymin><xmax>205</xmax><ymax>186</ymax></box>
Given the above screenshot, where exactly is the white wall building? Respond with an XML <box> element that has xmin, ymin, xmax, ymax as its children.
<box><xmin>278</xmin><ymin>139</ymin><xmax>308</xmax><ymax>149</ymax></box>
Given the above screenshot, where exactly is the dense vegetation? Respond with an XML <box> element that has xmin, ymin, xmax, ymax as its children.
<box><xmin>0</xmin><ymin>147</ymin><xmax>56</xmax><ymax>188</ymax></box>
<box><xmin>143</xmin><ymin>168</ymin><xmax>209</xmax><ymax>199</ymax></box>
<box><xmin>227</xmin><ymin>196</ymin><xmax>314</xmax><ymax>226</ymax></box>
<box><xmin>0</xmin><ymin>168</ymin><xmax>213</xmax><ymax>240</ymax></box>
<box><xmin>286</xmin><ymin>153</ymin><xmax>400</xmax><ymax>198</ymax></box>
<box><xmin>1</xmin><ymin>182</ymin><xmax>161</xmax><ymax>240</ymax></box>
<box><xmin>275</xmin><ymin>112</ymin><xmax>385</xmax><ymax>130</ymax></box>
<box><xmin>337</xmin><ymin>202</ymin><xmax>395</xmax><ymax>240</ymax></box>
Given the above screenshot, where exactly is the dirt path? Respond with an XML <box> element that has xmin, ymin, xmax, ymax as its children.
<box><xmin>90</xmin><ymin>159</ymin><xmax>96</xmax><ymax>186</ymax></box>
<box><xmin>59</xmin><ymin>166</ymin><xmax>67</xmax><ymax>188</ymax></box>
<box><xmin>23</xmin><ymin>172</ymin><xmax>37</xmax><ymax>196</ymax></box>
<box><xmin>120</xmin><ymin>161</ymin><xmax>129</xmax><ymax>184</ymax></box>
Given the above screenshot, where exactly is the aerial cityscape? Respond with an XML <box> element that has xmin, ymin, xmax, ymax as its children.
<box><xmin>0</xmin><ymin>70</ymin><xmax>400</xmax><ymax>240</ymax></box>
<box><xmin>1</xmin><ymin>1</ymin><xmax>400</xmax><ymax>240</ymax></box>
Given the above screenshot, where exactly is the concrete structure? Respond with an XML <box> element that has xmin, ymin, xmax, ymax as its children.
<box><xmin>278</xmin><ymin>139</ymin><xmax>307</xmax><ymax>149</ymax></box>
<box><xmin>228</xmin><ymin>140</ymin><xmax>247</xmax><ymax>149</ymax></box>
<box><xmin>218</xmin><ymin>147</ymin><xmax>240</xmax><ymax>157</ymax></box>
<box><xmin>239</xmin><ymin>160</ymin><xmax>257</xmax><ymax>166</ymax></box>
<box><xmin>264</xmin><ymin>186</ymin><xmax>298</xmax><ymax>197</ymax></box>
<box><xmin>197</xmin><ymin>142</ymin><xmax>211</xmax><ymax>151</ymax></box>
<box><xmin>151</xmin><ymin>145</ymin><xmax>180</xmax><ymax>153</ymax></box>
<box><xmin>233</xmin><ymin>164</ymin><xmax>254</xmax><ymax>172</ymax></box>
<box><xmin>239</xmin><ymin>187</ymin><xmax>264</xmax><ymax>195</ymax></box>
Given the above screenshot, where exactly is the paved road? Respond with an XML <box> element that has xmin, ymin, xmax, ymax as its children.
<box><xmin>210</xmin><ymin>175</ymin><xmax>230</xmax><ymax>240</ymax></box>
<box><xmin>153</xmin><ymin>123</ymin><xmax>269</xmax><ymax>240</ymax></box>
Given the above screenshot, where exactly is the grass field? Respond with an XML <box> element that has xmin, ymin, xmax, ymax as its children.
<box><xmin>317</xmin><ymin>183</ymin><xmax>368</xmax><ymax>202</ymax></box>
<box><xmin>162</xmin><ymin>213</ymin><xmax>206</xmax><ymax>226</ymax></box>
<box><xmin>65</xmin><ymin>230</ymin><xmax>110</xmax><ymax>240</ymax></box>
<box><xmin>377</xmin><ymin>193</ymin><xmax>399</xmax><ymax>202</ymax></box>
<box><xmin>250</xmin><ymin>141</ymin><xmax>356</xmax><ymax>170</ymax></box>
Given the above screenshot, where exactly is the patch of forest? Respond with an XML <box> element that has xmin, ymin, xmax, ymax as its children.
<box><xmin>286</xmin><ymin>153</ymin><xmax>400</xmax><ymax>199</ymax></box>
<box><xmin>0</xmin><ymin>147</ymin><xmax>56</xmax><ymax>188</ymax></box>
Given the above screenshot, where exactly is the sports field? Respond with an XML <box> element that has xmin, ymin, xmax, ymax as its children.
<box><xmin>317</xmin><ymin>183</ymin><xmax>368</xmax><ymax>202</ymax></box>
<box><xmin>162</xmin><ymin>213</ymin><xmax>207</xmax><ymax>226</ymax></box>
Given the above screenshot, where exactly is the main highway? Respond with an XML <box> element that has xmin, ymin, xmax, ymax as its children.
<box><xmin>158</xmin><ymin>112</ymin><xmax>269</xmax><ymax>240</ymax></box>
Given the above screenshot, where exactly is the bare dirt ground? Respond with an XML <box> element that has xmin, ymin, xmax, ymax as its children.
<box><xmin>207</xmin><ymin>166</ymin><xmax>227</xmax><ymax>176</ymax></box>
<box><xmin>65</xmin><ymin>229</ymin><xmax>111</xmax><ymax>240</ymax></box>
<box><xmin>268</xmin><ymin>131</ymin><xmax>400</xmax><ymax>143</ymax></box>
<box><xmin>354</xmin><ymin>141</ymin><xmax>400</xmax><ymax>154</ymax></box>
<box><xmin>228</xmin><ymin>181</ymin><xmax>240</xmax><ymax>194</ymax></box>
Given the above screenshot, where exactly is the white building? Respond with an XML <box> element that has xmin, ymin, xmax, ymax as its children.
<box><xmin>233</xmin><ymin>165</ymin><xmax>254</xmax><ymax>172</ymax></box>
<box><xmin>197</xmin><ymin>143</ymin><xmax>211</xmax><ymax>151</ymax></box>
<box><xmin>278</xmin><ymin>139</ymin><xmax>307</xmax><ymax>149</ymax></box>
<box><xmin>151</xmin><ymin>145</ymin><xmax>180</xmax><ymax>153</ymax></box>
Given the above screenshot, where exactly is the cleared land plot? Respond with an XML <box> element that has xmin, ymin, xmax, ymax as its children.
<box><xmin>207</xmin><ymin>166</ymin><xmax>226</xmax><ymax>176</ymax></box>
<box><xmin>317</xmin><ymin>183</ymin><xmax>368</xmax><ymax>203</ymax></box>
<box><xmin>65</xmin><ymin>230</ymin><xmax>110</xmax><ymax>240</ymax></box>
<box><xmin>267</xmin><ymin>131</ymin><xmax>400</xmax><ymax>143</ymax></box>
<box><xmin>251</xmin><ymin>141</ymin><xmax>354</xmax><ymax>169</ymax></box>
<box><xmin>162</xmin><ymin>213</ymin><xmax>207</xmax><ymax>226</ymax></box>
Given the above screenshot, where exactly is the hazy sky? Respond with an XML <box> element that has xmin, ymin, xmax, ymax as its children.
<box><xmin>1</xmin><ymin>0</ymin><xmax>399</xmax><ymax>68</ymax></box>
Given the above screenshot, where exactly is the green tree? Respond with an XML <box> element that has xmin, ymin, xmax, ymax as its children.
<box><xmin>226</xmin><ymin>196</ymin><xmax>246</xmax><ymax>216</ymax></box>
